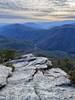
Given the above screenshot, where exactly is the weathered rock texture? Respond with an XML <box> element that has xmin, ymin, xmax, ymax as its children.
<box><xmin>0</xmin><ymin>65</ymin><xmax>12</xmax><ymax>88</ymax></box>
<box><xmin>0</xmin><ymin>54</ymin><xmax>75</xmax><ymax>100</ymax></box>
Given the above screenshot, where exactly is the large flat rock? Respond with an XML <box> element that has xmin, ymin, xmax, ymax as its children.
<box><xmin>0</xmin><ymin>54</ymin><xmax>75</xmax><ymax>100</ymax></box>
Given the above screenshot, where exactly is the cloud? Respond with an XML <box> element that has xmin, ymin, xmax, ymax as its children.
<box><xmin>0</xmin><ymin>0</ymin><xmax>75</xmax><ymax>22</ymax></box>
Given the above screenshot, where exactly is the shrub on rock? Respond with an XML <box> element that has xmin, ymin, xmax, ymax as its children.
<box><xmin>0</xmin><ymin>49</ymin><xmax>16</xmax><ymax>63</ymax></box>
<box><xmin>69</xmin><ymin>70</ymin><xmax>75</xmax><ymax>84</ymax></box>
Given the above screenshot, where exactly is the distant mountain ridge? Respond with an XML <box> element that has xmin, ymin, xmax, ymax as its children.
<box><xmin>0</xmin><ymin>22</ymin><xmax>75</xmax><ymax>55</ymax></box>
<box><xmin>37</xmin><ymin>23</ymin><xmax>75</xmax><ymax>54</ymax></box>
<box><xmin>0</xmin><ymin>23</ymin><xmax>48</xmax><ymax>51</ymax></box>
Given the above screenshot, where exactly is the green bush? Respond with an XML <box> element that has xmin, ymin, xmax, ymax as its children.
<box><xmin>5</xmin><ymin>62</ymin><xmax>15</xmax><ymax>72</ymax></box>
<box><xmin>69</xmin><ymin>70</ymin><xmax>75</xmax><ymax>84</ymax></box>
<box><xmin>0</xmin><ymin>49</ymin><xmax>16</xmax><ymax>63</ymax></box>
<box><xmin>52</xmin><ymin>58</ymin><xmax>74</xmax><ymax>73</ymax></box>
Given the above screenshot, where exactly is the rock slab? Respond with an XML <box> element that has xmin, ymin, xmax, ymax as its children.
<box><xmin>0</xmin><ymin>54</ymin><xmax>75</xmax><ymax>100</ymax></box>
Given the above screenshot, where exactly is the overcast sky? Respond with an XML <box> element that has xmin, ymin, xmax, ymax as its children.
<box><xmin>0</xmin><ymin>0</ymin><xmax>75</xmax><ymax>23</ymax></box>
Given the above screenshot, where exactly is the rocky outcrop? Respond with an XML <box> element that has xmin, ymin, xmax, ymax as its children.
<box><xmin>0</xmin><ymin>54</ymin><xmax>75</xmax><ymax>100</ymax></box>
<box><xmin>0</xmin><ymin>65</ymin><xmax>12</xmax><ymax>88</ymax></box>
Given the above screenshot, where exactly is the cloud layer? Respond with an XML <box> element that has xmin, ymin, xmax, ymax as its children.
<box><xmin>0</xmin><ymin>0</ymin><xmax>75</xmax><ymax>22</ymax></box>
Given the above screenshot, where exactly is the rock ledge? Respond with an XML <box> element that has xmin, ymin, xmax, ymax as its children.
<box><xmin>0</xmin><ymin>54</ymin><xmax>75</xmax><ymax>100</ymax></box>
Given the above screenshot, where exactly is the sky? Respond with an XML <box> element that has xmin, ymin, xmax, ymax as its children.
<box><xmin>0</xmin><ymin>0</ymin><xmax>75</xmax><ymax>23</ymax></box>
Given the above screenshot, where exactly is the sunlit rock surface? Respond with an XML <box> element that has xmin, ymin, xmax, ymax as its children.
<box><xmin>0</xmin><ymin>65</ymin><xmax>12</xmax><ymax>88</ymax></box>
<box><xmin>0</xmin><ymin>54</ymin><xmax>75</xmax><ymax>100</ymax></box>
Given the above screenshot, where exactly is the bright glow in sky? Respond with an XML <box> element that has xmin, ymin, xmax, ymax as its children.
<box><xmin>0</xmin><ymin>0</ymin><xmax>75</xmax><ymax>23</ymax></box>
